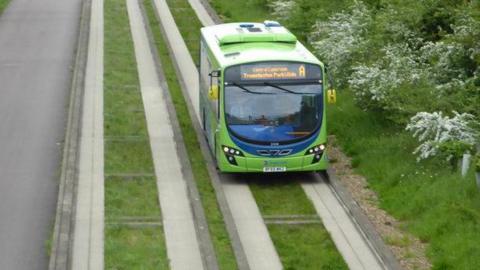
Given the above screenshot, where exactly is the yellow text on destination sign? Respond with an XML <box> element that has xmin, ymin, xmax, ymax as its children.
<box><xmin>241</xmin><ymin>65</ymin><xmax>306</xmax><ymax>80</ymax></box>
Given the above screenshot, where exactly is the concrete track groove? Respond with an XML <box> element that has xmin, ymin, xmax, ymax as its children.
<box><xmin>127</xmin><ymin>0</ymin><xmax>204</xmax><ymax>268</ymax></box>
<box><xmin>71</xmin><ymin>0</ymin><xmax>104</xmax><ymax>268</ymax></box>
<box><xmin>302</xmin><ymin>175</ymin><xmax>384</xmax><ymax>270</ymax></box>
<box><xmin>187</xmin><ymin>0</ymin><xmax>215</xmax><ymax>26</ymax></box>
<box><xmin>152</xmin><ymin>0</ymin><xmax>282</xmax><ymax>269</ymax></box>
<box><xmin>152</xmin><ymin>0</ymin><xmax>200</xmax><ymax>122</ymax></box>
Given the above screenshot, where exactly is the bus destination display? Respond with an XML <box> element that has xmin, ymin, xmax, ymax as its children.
<box><xmin>235</xmin><ymin>62</ymin><xmax>321</xmax><ymax>81</ymax></box>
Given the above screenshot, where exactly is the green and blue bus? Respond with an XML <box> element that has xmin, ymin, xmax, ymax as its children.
<box><xmin>199</xmin><ymin>21</ymin><xmax>336</xmax><ymax>173</ymax></box>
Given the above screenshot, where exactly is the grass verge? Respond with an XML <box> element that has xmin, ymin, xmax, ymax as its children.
<box><xmin>104</xmin><ymin>0</ymin><xmax>168</xmax><ymax>268</ymax></box>
<box><xmin>163</xmin><ymin>0</ymin><xmax>348</xmax><ymax>268</ymax></box>
<box><xmin>330</xmin><ymin>92</ymin><xmax>480</xmax><ymax>269</ymax></box>
<box><xmin>143</xmin><ymin>1</ymin><xmax>237</xmax><ymax>269</ymax></box>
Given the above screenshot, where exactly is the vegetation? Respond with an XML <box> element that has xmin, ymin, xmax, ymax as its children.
<box><xmin>105</xmin><ymin>227</ymin><xmax>168</xmax><ymax>269</ymax></box>
<box><xmin>143</xmin><ymin>1</ymin><xmax>238</xmax><ymax>268</ymax></box>
<box><xmin>104</xmin><ymin>0</ymin><xmax>168</xmax><ymax>267</ymax></box>
<box><xmin>405</xmin><ymin>111</ymin><xmax>477</xmax><ymax>165</ymax></box>
<box><xmin>260</xmin><ymin>0</ymin><xmax>480</xmax><ymax>268</ymax></box>
<box><xmin>269</xmin><ymin>224</ymin><xmax>348</xmax><ymax>270</ymax></box>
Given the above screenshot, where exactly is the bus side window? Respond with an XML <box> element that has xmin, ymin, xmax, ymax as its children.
<box><xmin>209</xmin><ymin>70</ymin><xmax>219</xmax><ymax>118</ymax></box>
<box><xmin>200</xmin><ymin>40</ymin><xmax>209</xmax><ymax>94</ymax></box>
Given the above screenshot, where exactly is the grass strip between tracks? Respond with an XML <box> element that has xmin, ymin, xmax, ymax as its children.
<box><xmin>162</xmin><ymin>0</ymin><xmax>348</xmax><ymax>268</ymax></box>
<box><xmin>104</xmin><ymin>0</ymin><xmax>168</xmax><ymax>268</ymax></box>
<box><xmin>143</xmin><ymin>1</ymin><xmax>238</xmax><ymax>269</ymax></box>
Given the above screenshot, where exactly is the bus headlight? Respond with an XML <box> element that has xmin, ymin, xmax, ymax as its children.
<box><xmin>305</xmin><ymin>144</ymin><xmax>325</xmax><ymax>164</ymax></box>
<box><xmin>222</xmin><ymin>145</ymin><xmax>244</xmax><ymax>166</ymax></box>
<box><xmin>222</xmin><ymin>145</ymin><xmax>244</xmax><ymax>156</ymax></box>
<box><xmin>305</xmin><ymin>144</ymin><xmax>325</xmax><ymax>155</ymax></box>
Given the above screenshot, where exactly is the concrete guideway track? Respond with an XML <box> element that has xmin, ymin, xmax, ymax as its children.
<box><xmin>0</xmin><ymin>0</ymin><xmax>82</xmax><ymax>269</ymax></box>
<box><xmin>302</xmin><ymin>175</ymin><xmax>384</xmax><ymax>270</ymax></box>
<box><xmin>152</xmin><ymin>0</ymin><xmax>282</xmax><ymax>269</ymax></box>
<box><xmin>127</xmin><ymin>0</ymin><xmax>205</xmax><ymax>268</ymax></box>
<box><xmin>152</xmin><ymin>0</ymin><xmax>200</xmax><ymax>123</ymax></box>
<box><xmin>187</xmin><ymin>0</ymin><xmax>215</xmax><ymax>26</ymax></box>
<box><xmin>71</xmin><ymin>0</ymin><xmax>104</xmax><ymax>268</ymax></box>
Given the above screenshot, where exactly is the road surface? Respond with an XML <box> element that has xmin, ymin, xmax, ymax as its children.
<box><xmin>0</xmin><ymin>0</ymin><xmax>82</xmax><ymax>268</ymax></box>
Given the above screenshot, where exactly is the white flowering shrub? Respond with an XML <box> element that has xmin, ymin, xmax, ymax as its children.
<box><xmin>406</xmin><ymin>111</ymin><xmax>478</xmax><ymax>161</ymax></box>
<box><xmin>349</xmin><ymin>43</ymin><xmax>428</xmax><ymax>105</ymax></box>
<box><xmin>304</xmin><ymin>0</ymin><xmax>479</xmax><ymax>127</ymax></box>
<box><xmin>346</xmin><ymin>11</ymin><xmax>480</xmax><ymax>120</ymax></box>
<box><xmin>310</xmin><ymin>1</ymin><xmax>370</xmax><ymax>84</ymax></box>
<box><xmin>421</xmin><ymin>41</ymin><xmax>468</xmax><ymax>87</ymax></box>
<box><xmin>452</xmin><ymin>14</ymin><xmax>480</xmax><ymax>62</ymax></box>
<box><xmin>268</xmin><ymin>0</ymin><xmax>296</xmax><ymax>20</ymax></box>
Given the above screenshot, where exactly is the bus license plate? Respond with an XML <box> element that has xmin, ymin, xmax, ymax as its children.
<box><xmin>263</xmin><ymin>167</ymin><xmax>286</xmax><ymax>173</ymax></box>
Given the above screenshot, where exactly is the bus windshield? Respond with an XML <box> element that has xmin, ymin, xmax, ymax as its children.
<box><xmin>225</xmin><ymin>83</ymin><xmax>323</xmax><ymax>144</ymax></box>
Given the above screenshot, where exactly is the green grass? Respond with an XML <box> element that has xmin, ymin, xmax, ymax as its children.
<box><xmin>105</xmin><ymin>176</ymin><xmax>160</xmax><ymax>218</ymax></box>
<box><xmin>329</xmin><ymin>92</ymin><xmax>480</xmax><ymax>269</ymax></box>
<box><xmin>208</xmin><ymin>0</ymin><xmax>269</xmax><ymax>23</ymax></box>
<box><xmin>269</xmin><ymin>224</ymin><xmax>348</xmax><ymax>270</ymax></box>
<box><xmin>105</xmin><ymin>227</ymin><xmax>169</xmax><ymax>270</ymax></box>
<box><xmin>163</xmin><ymin>0</ymin><xmax>348</xmax><ymax>268</ymax></box>
<box><xmin>247</xmin><ymin>175</ymin><xmax>316</xmax><ymax>216</ymax></box>
<box><xmin>104</xmin><ymin>0</ymin><xmax>168</xmax><ymax>268</ymax></box>
<box><xmin>105</xmin><ymin>141</ymin><xmax>154</xmax><ymax>173</ymax></box>
<box><xmin>143</xmin><ymin>1</ymin><xmax>237</xmax><ymax>269</ymax></box>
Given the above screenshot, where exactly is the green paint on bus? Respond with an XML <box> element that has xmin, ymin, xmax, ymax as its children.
<box><xmin>200</xmin><ymin>22</ymin><xmax>333</xmax><ymax>173</ymax></box>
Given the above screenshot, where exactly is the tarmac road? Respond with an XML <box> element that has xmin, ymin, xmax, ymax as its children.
<box><xmin>0</xmin><ymin>0</ymin><xmax>81</xmax><ymax>269</ymax></box>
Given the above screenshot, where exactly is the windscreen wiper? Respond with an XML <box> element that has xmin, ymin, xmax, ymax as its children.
<box><xmin>263</xmin><ymin>82</ymin><xmax>297</xmax><ymax>94</ymax></box>
<box><xmin>230</xmin><ymin>82</ymin><xmax>273</xmax><ymax>95</ymax></box>
<box><xmin>264</xmin><ymin>82</ymin><xmax>316</xmax><ymax>95</ymax></box>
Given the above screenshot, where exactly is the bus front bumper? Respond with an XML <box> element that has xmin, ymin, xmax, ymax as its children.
<box><xmin>218</xmin><ymin>152</ymin><xmax>328</xmax><ymax>173</ymax></box>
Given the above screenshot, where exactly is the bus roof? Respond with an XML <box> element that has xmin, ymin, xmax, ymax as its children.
<box><xmin>200</xmin><ymin>22</ymin><xmax>323</xmax><ymax>68</ymax></box>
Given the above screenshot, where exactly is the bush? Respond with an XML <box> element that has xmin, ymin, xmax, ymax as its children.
<box><xmin>438</xmin><ymin>141</ymin><xmax>474</xmax><ymax>170</ymax></box>
<box><xmin>348</xmin><ymin>43</ymin><xmax>437</xmax><ymax>123</ymax></box>
<box><xmin>406</xmin><ymin>111</ymin><xmax>478</xmax><ymax>163</ymax></box>
<box><xmin>307</xmin><ymin>1</ymin><xmax>480</xmax><ymax>127</ymax></box>
<box><xmin>309</xmin><ymin>1</ymin><xmax>370</xmax><ymax>87</ymax></box>
<box><xmin>267</xmin><ymin>0</ymin><xmax>295</xmax><ymax>20</ymax></box>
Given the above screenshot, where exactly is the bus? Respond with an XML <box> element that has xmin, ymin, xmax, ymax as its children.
<box><xmin>199</xmin><ymin>21</ymin><xmax>336</xmax><ymax>173</ymax></box>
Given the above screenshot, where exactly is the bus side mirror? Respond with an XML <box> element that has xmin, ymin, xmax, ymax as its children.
<box><xmin>327</xmin><ymin>89</ymin><xmax>337</xmax><ymax>104</ymax></box>
<box><xmin>208</xmin><ymin>85</ymin><xmax>219</xmax><ymax>100</ymax></box>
